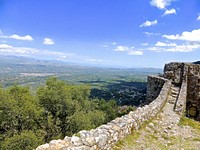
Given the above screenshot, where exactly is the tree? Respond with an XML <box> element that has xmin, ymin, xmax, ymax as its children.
<box><xmin>66</xmin><ymin>110</ymin><xmax>105</xmax><ymax>135</ymax></box>
<box><xmin>0</xmin><ymin>85</ymin><xmax>42</xmax><ymax>136</ymax></box>
<box><xmin>1</xmin><ymin>130</ymin><xmax>42</xmax><ymax>150</ymax></box>
<box><xmin>37</xmin><ymin>77</ymin><xmax>74</xmax><ymax>139</ymax></box>
<box><xmin>0</xmin><ymin>85</ymin><xmax>44</xmax><ymax>148</ymax></box>
<box><xmin>0</xmin><ymin>77</ymin><xmax>120</xmax><ymax>148</ymax></box>
<box><xmin>96</xmin><ymin>99</ymin><xmax>118</xmax><ymax>122</ymax></box>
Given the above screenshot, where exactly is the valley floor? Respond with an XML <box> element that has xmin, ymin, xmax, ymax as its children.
<box><xmin>113</xmin><ymin>86</ymin><xmax>200</xmax><ymax>150</ymax></box>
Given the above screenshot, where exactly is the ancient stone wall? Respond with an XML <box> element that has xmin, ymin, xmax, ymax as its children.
<box><xmin>146</xmin><ymin>75</ymin><xmax>167</xmax><ymax>104</ymax></box>
<box><xmin>164</xmin><ymin>62</ymin><xmax>186</xmax><ymax>84</ymax></box>
<box><xmin>186</xmin><ymin>64</ymin><xmax>200</xmax><ymax>120</ymax></box>
<box><xmin>164</xmin><ymin>62</ymin><xmax>200</xmax><ymax>121</ymax></box>
<box><xmin>36</xmin><ymin>78</ymin><xmax>171</xmax><ymax>150</ymax></box>
<box><xmin>174</xmin><ymin>81</ymin><xmax>187</xmax><ymax>113</ymax></box>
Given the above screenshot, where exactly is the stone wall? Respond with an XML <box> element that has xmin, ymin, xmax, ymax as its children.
<box><xmin>186</xmin><ymin>64</ymin><xmax>200</xmax><ymax>120</ymax></box>
<box><xmin>164</xmin><ymin>62</ymin><xmax>200</xmax><ymax>121</ymax></box>
<box><xmin>174</xmin><ymin>81</ymin><xmax>187</xmax><ymax>113</ymax></box>
<box><xmin>36</xmin><ymin>78</ymin><xmax>171</xmax><ymax>150</ymax></box>
<box><xmin>146</xmin><ymin>75</ymin><xmax>167</xmax><ymax>104</ymax></box>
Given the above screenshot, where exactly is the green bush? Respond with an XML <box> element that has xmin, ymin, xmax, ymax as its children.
<box><xmin>1</xmin><ymin>130</ymin><xmax>42</xmax><ymax>150</ymax></box>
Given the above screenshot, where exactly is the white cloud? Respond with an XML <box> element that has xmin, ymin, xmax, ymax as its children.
<box><xmin>140</xmin><ymin>20</ymin><xmax>158</xmax><ymax>27</ymax></box>
<box><xmin>128</xmin><ymin>51</ymin><xmax>143</xmax><ymax>55</ymax></box>
<box><xmin>179</xmin><ymin>29</ymin><xmax>200</xmax><ymax>41</ymax></box>
<box><xmin>114</xmin><ymin>46</ymin><xmax>129</xmax><ymax>52</ymax></box>
<box><xmin>167</xmin><ymin>43</ymin><xmax>177</xmax><ymax>46</ymax></box>
<box><xmin>143</xmin><ymin>32</ymin><xmax>154</xmax><ymax>36</ymax></box>
<box><xmin>148</xmin><ymin>41</ymin><xmax>200</xmax><ymax>53</ymax></box>
<box><xmin>9</xmin><ymin>34</ymin><xmax>33</xmax><ymax>41</ymax></box>
<box><xmin>162</xmin><ymin>34</ymin><xmax>180</xmax><ymax>40</ymax></box>
<box><xmin>148</xmin><ymin>46</ymin><xmax>165</xmax><ymax>52</ymax></box>
<box><xmin>0</xmin><ymin>44</ymin><xmax>75</xmax><ymax>59</ymax></box>
<box><xmin>155</xmin><ymin>41</ymin><xmax>177</xmax><ymax>47</ymax></box>
<box><xmin>166</xmin><ymin>44</ymin><xmax>200</xmax><ymax>52</ymax></box>
<box><xmin>85</xmin><ymin>59</ymin><xmax>103</xmax><ymax>62</ymax></box>
<box><xmin>150</xmin><ymin>0</ymin><xmax>176</xmax><ymax>9</ymax></box>
<box><xmin>0</xmin><ymin>44</ymin><xmax>13</xmax><ymax>49</ymax></box>
<box><xmin>143</xmin><ymin>32</ymin><xmax>160</xmax><ymax>36</ymax></box>
<box><xmin>112</xmin><ymin>42</ymin><xmax>117</xmax><ymax>45</ymax></box>
<box><xmin>163</xmin><ymin>29</ymin><xmax>200</xmax><ymax>42</ymax></box>
<box><xmin>163</xmin><ymin>8</ymin><xmax>176</xmax><ymax>16</ymax></box>
<box><xmin>0</xmin><ymin>46</ymin><xmax>39</xmax><ymax>55</ymax></box>
<box><xmin>155</xmin><ymin>41</ymin><xmax>167</xmax><ymax>46</ymax></box>
<box><xmin>114</xmin><ymin>45</ymin><xmax>143</xmax><ymax>56</ymax></box>
<box><xmin>197</xmin><ymin>15</ymin><xmax>200</xmax><ymax>21</ymax></box>
<box><xmin>0</xmin><ymin>30</ymin><xmax>2</xmax><ymax>35</ymax></box>
<box><xmin>43</xmin><ymin>38</ymin><xmax>55</xmax><ymax>45</ymax></box>
<box><xmin>0</xmin><ymin>34</ymin><xmax>33</xmax><ymax>41</ymax></box>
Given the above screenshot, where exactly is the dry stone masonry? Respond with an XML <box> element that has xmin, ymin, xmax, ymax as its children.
<box><xmin>163</xmin><ymin>62</ymin><xmax>200</xmax><ymax>120</ymax></box>
<box><xmin>36</xmin><ymin>62</ymin><xmax>200</xmax><ymax>150</ymax></box>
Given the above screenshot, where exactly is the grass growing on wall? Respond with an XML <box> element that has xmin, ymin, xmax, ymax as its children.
<box><xmin>179</xmin><ymin>116</ymin><xmax>200</xmax><ymax>132</ymax></box>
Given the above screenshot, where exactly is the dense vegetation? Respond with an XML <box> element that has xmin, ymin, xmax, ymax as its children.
<box><xmin>0</xmin><ymin>77</ymin><xmax>122</xmax><ymax>150</ymax></box>
<box><xmin>0</xmin><ymin>56</ymin><xmax>162</xmax><ymax>107</ymax></box>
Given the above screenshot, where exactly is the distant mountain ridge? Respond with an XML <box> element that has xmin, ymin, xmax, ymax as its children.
<box><xmin>0</xmin><ymin>54</ymin><xmax>162</xmax><ymax>72</ymax></box>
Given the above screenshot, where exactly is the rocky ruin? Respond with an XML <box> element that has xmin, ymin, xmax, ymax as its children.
<box><xmin>163</xmin><ymin>62</ymin><xmax>200</xmax><ymax>121</ymax></box>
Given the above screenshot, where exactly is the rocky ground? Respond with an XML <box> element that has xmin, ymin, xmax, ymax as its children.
<box><xmin>113</xmin><ymin>85</ymin><xmax>200</xmax><ymax>150</ymax></box>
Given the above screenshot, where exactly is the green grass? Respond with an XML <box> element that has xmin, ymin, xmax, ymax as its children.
<box><xmin>179</xmin><ymin>116</ymin><xmax>200</xmax><ymax>130</ymax></box>
<box><xmin>179</xmin><ymin>116</ymin><xmax>200</xmax><ymax>136</ymax></box>
<box><xmin>113</xmin><ymin>130</ymin><xmax>140</xmax><ymax>150</ymax></box>
<box><xmin>179</xmin><ymin>116</ymin><xmax>200</xmax><ymax>143</ymax></box>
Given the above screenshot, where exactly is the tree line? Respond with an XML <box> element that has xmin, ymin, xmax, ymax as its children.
<box><xmin>0</xmin><ymin>77</ymin><xmax>120</xmax><ymax>150</ymax></box>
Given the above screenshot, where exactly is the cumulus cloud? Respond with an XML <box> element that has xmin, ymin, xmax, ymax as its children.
<box><xmin>162</xmin><ymin>34</ymin><xmax>180</xmax><ymax>40</ymax></box>
<box><xmin>149</xmin><ymin>40</ymin><xmax>200</xmax><ymax>53</ymax></box>
<box><xmin>165</xmin><ymin>44</ymin><xmax>200</xmax><ymax>52</ymax></box>
<box><xmin>155</xmin><ymin>41</ymin><xmax>177</xmax><ymax>47</ymax></box>
<box><xmin>148</xmin><ymin>47</ymin><xmax>162</xmax><ymax>52</ymax></box>
<box><xmin>163</xmin><ymin>29</ymin><xmax>200</xmax><ymax>42</ymax></box>
<box><xmin>10</xmin><ymin>34</ymin><xmax>33</xmax><ymax>41</ymax></box>
<box><xmin>197</xmin><ymin>15</ymin><xmax>200</xmax><ymax>21</ymax></box>
<box><xmin>148</xmin><ymin>44</ymin><xmax>200</xmax><ymax>53</ymax></box>
<box><xmin>0</xmin><ymin>34</ymin><xmax>33</xmax><ymax>41</ymax></box>
<box><xmin>0</xmin><ymin>44</ymin><xmax>13</xmax><ymax>49</ymax></box>
<box><xmin>140</xmin><ymin>20</ymin><xmax>158</xmax><ymax>27</ymax></box>
<box><xmin>179</xmin><ymin>29</ymin><xmax>200</xmax><ymax>41</ymax></box>
<box><xmin>114</xmin><ymin>45</ymin><xmax>143</xmax><ymax>56</ymax></box>
<box><xmin>128</xmin><ymin>51</ymin><xmax>143</xmax><ymax>56</ymax></box>
<box><xmin>155</xmin><ymin>41</ymin><xmax>167</xmax><ymax>46</ymax></box>
<box><xmin>114</xmin><ymin>46</ymin><xmax>129</xmax><ymax>52</ymax></box>
<box><xmin>163</xmin><ymin>8</ymin><xmax>176</xmax><ymax>16</ymax></box>
<box><xmin>43</xmin><ymin>38</ymin><xmax>55</xmax><ymax>45</ymax></box>
<box><xmin>150</xmin><ymin>0</ymin><xmax>176</xmax><ymax>9</ymax></box>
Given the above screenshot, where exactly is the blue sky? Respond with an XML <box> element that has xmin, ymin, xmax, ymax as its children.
<box><xmin>0</xmin><ymin>0</ymin><xmax>200</xmax><ymax>68</ymax></box>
